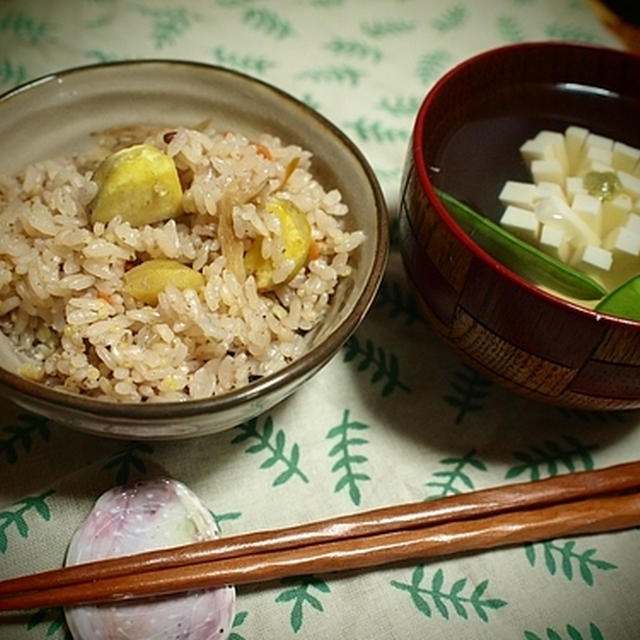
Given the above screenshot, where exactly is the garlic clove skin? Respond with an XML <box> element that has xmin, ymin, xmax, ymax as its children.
<box><xmin>64</xmin><ymin>478</ymin><xmax>235</xmax><ymax>640</ymax></box>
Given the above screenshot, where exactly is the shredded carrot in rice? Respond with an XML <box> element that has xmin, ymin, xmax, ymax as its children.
<box><xmin>308</xmin><ymin>239</ymin><xmax>320</xmax><ymax>261</ymax></box>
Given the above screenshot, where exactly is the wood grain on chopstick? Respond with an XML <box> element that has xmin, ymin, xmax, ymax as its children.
<box><xmin>1</xmin><ymin>461</ymin><xmax>640</xmax><ymax>612</ymax></box>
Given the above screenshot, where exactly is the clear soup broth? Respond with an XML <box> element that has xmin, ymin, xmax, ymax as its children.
<box><xmin>429</xmin><ymin>82</ymin><xmax>640</xmax><ymax>223</ymax></box>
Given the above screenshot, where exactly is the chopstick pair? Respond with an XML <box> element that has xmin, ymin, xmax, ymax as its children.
<box><xmin>1</xmin><ymin>460</ymin><xmax>640</xmax><ymax>612</ymax></box>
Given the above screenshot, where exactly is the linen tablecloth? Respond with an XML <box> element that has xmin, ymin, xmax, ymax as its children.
<box><xmin>1</xmin><ymin>1</ymin><xmax>639</xmax><ymax>639</ymax></box>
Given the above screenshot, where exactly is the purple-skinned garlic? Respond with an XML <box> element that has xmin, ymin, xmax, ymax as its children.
<box><xmin>64</xmin><ymin>478</ymin><xmax>235</xmax><ymax>640</ymax></box>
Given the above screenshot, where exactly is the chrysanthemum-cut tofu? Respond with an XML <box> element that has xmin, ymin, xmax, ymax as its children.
<box><xmin>539</xmin><ymin>225</ymin><xmax>572</xmax><ymax>262</ymax></box>
<box><xmin>90</xmin><ymin>144</ymin><xmax>183</xmax><ymax>226</ymax></box>
<box><xmin>572</xmin><ymin>192</ymin><xmax>602</xmax><ymax>236</ymax></box>
<box><xmin>123</xmin><ymin>259</ymin><xmax>204</xmax><ymax>305</ymax></box>
<box><xmin>500</xmin><ymin>126</ymin><xmax>640</xmax><ymax>297</ymax></box>
<box><xmin>498</xmin><ymin>181</ymin><xmax>537</xmax><ymax>209</ymax></box>
<box><xmin>244</xmin><ymin>197</ymin><xmax>311</xmax><ymax>291</ymax></box>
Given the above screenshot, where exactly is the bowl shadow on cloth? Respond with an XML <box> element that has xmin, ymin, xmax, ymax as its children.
<box><xmin>340</xmin><ymin>249</ymin><xmax>640</xmax><ymax>466</ymax></box>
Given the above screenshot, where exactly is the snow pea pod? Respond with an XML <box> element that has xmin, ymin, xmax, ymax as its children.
<box><xmin>435</xmin><ymin>188</ymin><xmax>606</xmax><ymax>301</ymax></box>
<box><xmin>595</xmin><ymin>274</ymin><xmax>640</xmax><ymax>321</ymax></box>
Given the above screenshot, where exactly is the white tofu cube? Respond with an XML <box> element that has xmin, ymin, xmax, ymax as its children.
<box><xmin>531</xmin><ymin>158</ymin><xmax>564</xmax><ymax>184</ymax></box>
<box><xmin>612</xmin><ymin>141</ymin><xmax>640</xmax><ymax>173</ymax></box>
<box><xmin>573</xmin><ymin>134</ymin><xmax>615</xmax><ymax>176</ymax></box>
<box><xmin>586</xmin><ymin>145</ymin><xmax>613</xmax><ymax>167</ymax></box>
<box><xmin>498</xmin><ymin>180</ymin><xmax>537</xmax><ymax>210</ymax></box>
<box><xmin>626</xmin><ymin>211</ymin><xmax>640</xmax><ymax>235</ymax></box>
<box><xmin>604</xmin><ymin>225</ymin><xmax>640</xmax><ymax>255</ymax></box>
<box><xmin>520</xmin><ymin>130</ymin><xmax>568</xmax><ymax>172</ymax></box>
<box><xmin>565</xmin><ymin>176</ymin><xmax>585</xmax><ymax>201</ymax></box>
<box><xmin>537</xmin><ymin>130</ymin><xmax>569</xmax><ymax>173</ymax></box>
<box><xmin>618</xmin><ymin>171</ymin><xmax>640</xmax><ymax>200</ymax></box>
<box><xmin>602</xmin><ymin>193</ymin><xmax>632</xmax><ymax>236</ymax></box>
<box><xmin>586</xmin><ymin>132</ymin><xmax>613</xmax><ymax>151</ymax></box>
<box><xmin>535</xmin><ymin>181</ymin><xmax>566</xmax><ymax>202</ymax></box>
<box><xmin>586</xmin><ymin>160</ymin><xmax>616</xmax><ymax>175</ymax></box>
<box><xmin>520</xmin><ymin>138</ymin><xmax>554</xmax><ymax>165</ymax></box>
<box><xmin>539</xmin><ymin>224</ymin><xmax>572</xmax><ymax>262</ymax></box>
<box><xmin>500</xmin><ymin>205</ymin><xmax>539</xmax><ymax>243</ymax></box>
<box><xmin>534</xmin><ymin>195</ymin><xmax>600</xmax><ymax>248</ymax></box>
<box><xmin>565</xmin><ymin>126</ymin><xmax>589</xmax><ymax>174</ymax></box>
<box><xmin>534</xmin><ymin>195</ymin><xmax>572</xmax><ymax>226</ymax></box>
<box><xmin>603</xmin><ymin>226</ymin><xmax>640</xmax><ymax>288</ymax></box>
<box><xmin>572</xmin><ymin>245</ymin><xmax>613</xmax><ymax>286</ymax></box>
<box><xmin>572</xmin><ymin>192</ymin><xmax>602</xmax><ymax>236</ymax></box>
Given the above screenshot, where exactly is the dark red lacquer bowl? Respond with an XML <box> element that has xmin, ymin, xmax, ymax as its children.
<box><xmin>399</xmin><ymin>42</ymin><xmax>640</xmax><ymax>410</ymax></box>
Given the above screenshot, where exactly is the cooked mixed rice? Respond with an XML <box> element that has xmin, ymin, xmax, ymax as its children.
<box><xmin>0</xmin><ymin>123</ymin><xmax>364</xmax><ymax>402</ymax></box>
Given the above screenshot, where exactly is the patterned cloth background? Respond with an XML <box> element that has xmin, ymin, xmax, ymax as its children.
<box><xmin>1</xmin><ymin>1</ymin><xmax>639</xmax><ymax>639</ymax></box>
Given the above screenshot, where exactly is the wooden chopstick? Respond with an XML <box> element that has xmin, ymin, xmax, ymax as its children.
<box><xmin>3</xmin><ymin>460</ymin><xmax>639</xmax><ymax>598</ymax></box>
<box><xmin>1</xmin><ymin>461</ymin><xmax>639</xmax><ymax>612</ymax></box>
<box><xmin>3</xmin><ymin>491</ymin><xmax>640</xmax><ymax>612</ymax></box>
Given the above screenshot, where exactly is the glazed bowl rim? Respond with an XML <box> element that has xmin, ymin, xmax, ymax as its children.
<box><xmin>412</xmin><ymin>40</ymin><xmax>640</xmax><ymax>329</ymax></box>
<box><xmin>0</xmin><ymin>59</ymin><xmax>389</xmax><ymax>418</ymax></box>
